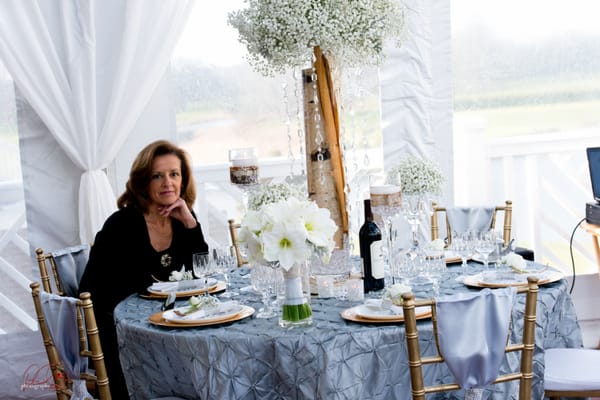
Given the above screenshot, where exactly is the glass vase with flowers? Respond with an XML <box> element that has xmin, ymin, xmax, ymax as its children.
<box><xmin>239</xmin><ymin>197</ymin><xmax>337</xmax><ymax>328</ymax></box>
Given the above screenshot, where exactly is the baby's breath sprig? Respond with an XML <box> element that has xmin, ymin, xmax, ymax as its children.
<box><xmin>388</xmin><ymin>155</ymin><xmax>445</xmax><ymax>195</ymax></box>
<box><xmin>247</xmin><ymin>183</ymin><xmax>305</xmax><ymax>211</ymax></box>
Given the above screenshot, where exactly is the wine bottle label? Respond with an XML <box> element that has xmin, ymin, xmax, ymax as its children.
<box><xmin>370</xmin><ymin>240</ymin><xmax>385</xmax><ymax>279</ymax></box>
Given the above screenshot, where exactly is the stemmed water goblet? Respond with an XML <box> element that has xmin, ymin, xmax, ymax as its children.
<box><xmin>475</xmin><ymin>230</ymin><xmax>496</xmax><ymax>270</ymax></box>
<box><xmin>250</xmin><ymin>264</ymin><xmax>279</xmax><ymax>318</ymax></box>
<box><xmin>192</xmin><ymin>253</ymin><xmax>218</xmax><ymax>305</ymax></box>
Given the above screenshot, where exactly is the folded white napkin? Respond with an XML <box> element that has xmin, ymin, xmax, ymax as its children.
<box><xmin>170</xmin><ymin>301</ymin><xmax>240</xmax><ymax>321</ymax></box>
<box><xmin>149</xmin><ymin>281</ymin><xmax>178</xmax><ymax>292</ymax></box>
<box><xmin>364</xmin><ymin>299</ymin><xmax>403</xmax><ymax>315</ymax></box>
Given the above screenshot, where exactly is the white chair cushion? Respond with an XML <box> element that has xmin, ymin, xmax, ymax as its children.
<box><xmin>544</xmin><ymin>348</ymin><xmax>600</xmax><ymax>391</ymax></box>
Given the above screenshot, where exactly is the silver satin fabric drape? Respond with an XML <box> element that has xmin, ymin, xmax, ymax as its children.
<box><xmin>115</xmin><ymin>264</ymin><xmax>582</xmax><ymax>400</ymax></box>
<box><xmin>436</xmin><ymin>287</ymin><xmax>516</xmax><ymax>389</ymax></box>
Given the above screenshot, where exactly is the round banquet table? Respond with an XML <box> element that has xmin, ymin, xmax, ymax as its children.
<box><xmin>114</xmin><ymin>262</ymin><xmax>583</xmax><ymax>400</ymax></box>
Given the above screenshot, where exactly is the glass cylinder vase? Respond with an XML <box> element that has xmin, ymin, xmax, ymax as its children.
<box><xmin>279</xmin><ymin>261</ymin><xmax>312</xmax><ymax>328</ymax></box>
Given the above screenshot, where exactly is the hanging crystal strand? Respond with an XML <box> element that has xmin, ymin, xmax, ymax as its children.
<box><xmin>310</xmin><ymin>59</ymin><xmax>326</xmax><ymax>186</ymax></box>
<box><xmin>282</xmin><ymin>76</ymin><xmax>294</xmax><ymax>176</ymax></box>
<box><xmin>345</xmin><ymin>66</ymin><xmax>369</xmax><ymax>253</ymax></box>
<box><xmin>337</xmin><ymin>65</ymin><xmax>354</xmax><ymax>253</ymax></box>
<box><xmin>293</xmin><ymin>67</ymin><xmax>306</xmax><ymax>177</ymax></box>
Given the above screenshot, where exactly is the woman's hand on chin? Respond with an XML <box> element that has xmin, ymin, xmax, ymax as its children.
<box><xmin>158</xmin><ymin>198</ymin><xmax>197</xmax><ymax>228</ymax></box>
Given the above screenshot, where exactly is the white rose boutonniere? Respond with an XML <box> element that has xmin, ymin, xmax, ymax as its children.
<box><xmin>502</xmin><ymin>252</ymin><xmax>527</xmax><ymax>273</ymax></box>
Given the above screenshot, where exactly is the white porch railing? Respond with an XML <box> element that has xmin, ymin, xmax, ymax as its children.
<box><xmin>455</xmin><ymin>119</ymin><xmax>600</xmax><ymax>274</ymax></box>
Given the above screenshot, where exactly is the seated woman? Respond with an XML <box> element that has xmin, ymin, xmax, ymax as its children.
<box><xmin>79</xmin><ymin>139</ymin><xmax>208</xmax><ymax>399</ymax></box>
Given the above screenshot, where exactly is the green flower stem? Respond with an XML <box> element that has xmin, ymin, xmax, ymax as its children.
<box><xmin>282</xmin><ymin>303</ymin><xmax>312</xmax><ymax>322</ymax></box>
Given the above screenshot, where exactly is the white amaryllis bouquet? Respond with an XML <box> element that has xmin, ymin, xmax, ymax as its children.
<box><xmin>228</xmin><ymin>0</ymin><xmax>405</xmax><ymax>75</ymax></box>
<box><xmin>239</xmin><ymin>197</ymin><xmax>337</xmax><ymax>271</ymax></box>
<box><xmin>388</xmin><ymin>155</ymin><xmax>445</xmax><ymax>195</ymax></box>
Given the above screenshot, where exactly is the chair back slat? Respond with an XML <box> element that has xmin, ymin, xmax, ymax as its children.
<box><xmin>228</xmin><ymin>219</ymin><xmax>248</xmax><ymax>267</ymax></box>
<box><xmin>402</xmin><ymin>276</ymin><xmax>539</xmax><ymax>400</ymax></box>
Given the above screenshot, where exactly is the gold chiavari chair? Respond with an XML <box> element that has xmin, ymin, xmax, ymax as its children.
<box><xmin>35</xmin><ymin>244</ymin><xmax>90</xmax><ymax>297</ymax></box>
<box><xmin>402</xmin><ymin>276</ymin><xmax>539</xmax><ymax>400</ymax></box>
<box><xmin>228</xmin><ymin>218</ymin><xmax>248</xmax><ymax>267</ymax></box>
<box><xmin>30</xmin><ymin>281</ymin><xmax>111</xmax><ymax>400</ymax></box>
<box><xmin>430</xmin><ymin>200</ymin><xmax>512</xmax><ymax>247</ymax></box>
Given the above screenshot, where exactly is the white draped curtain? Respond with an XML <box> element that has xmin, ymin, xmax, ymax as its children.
<box><xmin>0</xmin><ymin>0</ymin><xmax>195</xmax><ymax>243</ymax></box>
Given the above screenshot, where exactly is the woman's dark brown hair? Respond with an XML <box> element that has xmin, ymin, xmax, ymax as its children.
<box><xmin>117</xmin><ymin>140</ymin><xmax>196</xmax><ymax>213</ymax></box>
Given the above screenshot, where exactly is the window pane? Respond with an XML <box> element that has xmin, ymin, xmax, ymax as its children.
<box><xmin>452</xmin><ymin>0</ymin><xmax>600</xmax><ymax>273</ymax></box>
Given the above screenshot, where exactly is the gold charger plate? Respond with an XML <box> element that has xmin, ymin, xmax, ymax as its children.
<box><xmin>341</xmin><ymin>305</ymin><xmax>432</xmax><ymax>324</ymax></box>
<box><xmin>462</xmin><ymin>269</ymin><xmax>564</xmax><ymax>288</ymax></box>
<box><xmin>445</xmin><ymin>255</ymin><xmax>463</xmax><ymax>264</ymax></box>
<box><xmin>148</xmin><ymin>305</ymin><xmax>255</xmax><ymax>328</ymax></box>
<box><xmin>141</xmin><ymin>281</ymin><xmax>226</xmax><ymax>299</ymax></box>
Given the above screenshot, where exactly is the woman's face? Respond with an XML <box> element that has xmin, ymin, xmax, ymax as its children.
<box><xmin>148</xmin><ymin>154</ymin><xmax>182</xmax><ymax>207</ymax></box>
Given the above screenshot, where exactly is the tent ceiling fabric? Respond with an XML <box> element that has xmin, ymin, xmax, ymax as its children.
<box><xmin>0</xmin><ymin>0</ymin><xmax>195</xmax><ymax>244</ymax></box>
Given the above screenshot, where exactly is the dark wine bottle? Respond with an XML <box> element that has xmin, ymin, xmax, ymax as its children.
<box><xmin>359</xmin><ymin>199</ymin><xmax>385</xmax><ymax>293</ymax></box>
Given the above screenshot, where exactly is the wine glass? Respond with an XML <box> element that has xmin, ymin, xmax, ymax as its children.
<box><xmin>452</xmin><ymin>231</ymin><xmax>474</xmax><ymax>280</ymax></box>
<box><xmin>214</xmin><ymin>246</ymin><xmax>238</xmax><ymax>298</ymax></box>
<box><xmin>193</xmin><ymin>253</ymin><xmax>217</xmax><ymax>302</ymax></box>
<box><xmin>475</xmin><ymin>230</ymin><xmax>496</xmax><ymax>270</ymax></box>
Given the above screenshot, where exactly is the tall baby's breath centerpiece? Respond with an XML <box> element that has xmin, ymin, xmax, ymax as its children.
<box><xmin>229</xmin><ymin>0</ymin><xmax>405</xmax><ymax>248</ymax></box>
<box><xmin>240</xmin><ymin>194</ymin><xmax>337</xmax><ymax>327</ymax></box>
<box><xmin>388</xmin><ymin>155</ymin><xmax>445</xmax><ymax>249</ymax></box>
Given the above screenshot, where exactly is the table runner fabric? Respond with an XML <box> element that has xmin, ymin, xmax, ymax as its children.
<box><xmin>115</xmin><ymin>265</ymin><xmax>582</xmax><ymax>400</ymax></box>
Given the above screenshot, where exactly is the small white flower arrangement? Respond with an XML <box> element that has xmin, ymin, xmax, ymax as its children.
<box><xmin>388</xmin><ymin>155</ymin><xmax>445</xmax><ymax>195</ymax></box>
<box><xmin>168</xmin><ymin>266</ymin><xmax>194</xmax><ymax>282</ymax></box>
<box><xmin>502</xmin><ymin>252</ymin><xmax>527</xmax><ymax>273</ymax></box>
<box><xmin>429</xmin><ymin>238</ymin><xmax>446</xmax><ymax>252</ymax></box>
<box><xmin>228</xmin><ymin>0</ymin><xmax>405</xmax><ymax>75</ymax></box>
<box><xmin>383</xmin><ymin>283</ymin><xmax>411</xmax><ymax>306</ymax></box>
<box><xmin>239</xmin><ymin>197</ymin><xmax>337</xmax><ymax>270</ymax></box>
<box><xmin>247</xmin><ymin>183</ymin><xmax>305</xmax><ymax>211</ymax></box>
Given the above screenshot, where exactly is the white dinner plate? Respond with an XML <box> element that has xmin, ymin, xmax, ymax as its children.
<box><xmin>355</xmin><ymin>300</ymin><xmax>405</xmax><ymax>321</ymax></box>
<box><xmin>463</xmin><ymin>268</ymin><xmax>564</xmax><ymax>288</ymax></box>
<box><xmin>162</xmin><ymin>301</ymin><xmax>243</xmax><ymax>325</ymax></box>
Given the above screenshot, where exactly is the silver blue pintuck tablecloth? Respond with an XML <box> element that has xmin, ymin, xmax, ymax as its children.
<box><xmin>114</xmin><ymin>264</ymin><xmax>582</xmax><ymax>400</ymax></box>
